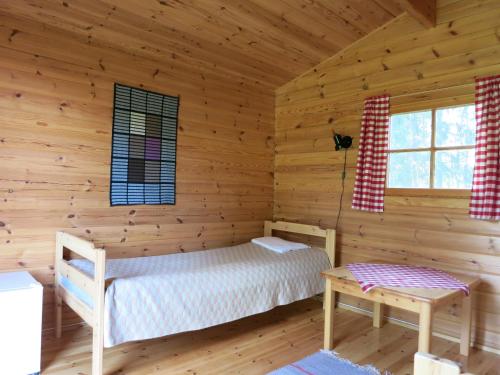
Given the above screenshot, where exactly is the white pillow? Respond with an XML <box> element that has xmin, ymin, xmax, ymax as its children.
<box><xmin>251</xmin><ymin>236</ymin><xmax>310</xmax><ymax>254</ymax></box>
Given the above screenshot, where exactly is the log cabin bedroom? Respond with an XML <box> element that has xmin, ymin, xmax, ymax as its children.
<box><xmin>0</xmin><ymin>0</ymin><xmax>499</xmax><ymax>374</ymax></box>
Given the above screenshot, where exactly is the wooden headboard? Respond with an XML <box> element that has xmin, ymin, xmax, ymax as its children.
<box><xmin>264</xmin><ymin>220</ymin><xmax>336</xmax><ymax>267</ymax></box>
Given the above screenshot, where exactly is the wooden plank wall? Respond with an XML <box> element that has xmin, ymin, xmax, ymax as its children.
<box><xmin>0</xmin><ymin>13</ymin><xmax>274</xmax><ymax>330</ymax></box>
<box><xmin>275</xmin><ymin>0</ymin><xmax>500</xmax><ymax>351</ymax></box>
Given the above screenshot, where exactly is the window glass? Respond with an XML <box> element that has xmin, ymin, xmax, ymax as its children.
<box><xmin>389</xmin><ymin>111</ymin><xmax>432</xmax><ymax>150</ymax></box>
<box><xmin>435</xmin><ymin>105</ymin><xmax>475</xmax><ymax>147</ymax></box>
<box><xmin>387</xmin><ymin>105</ymin><xmax>475</xmax><ymax>190</ymax></box>
<box><xmin>434</xmin><ymin>149</ymin><xmax>474</xmax><ymax>189</ymax></box>
<box><xmin>387</xmin><ymin>151</ymin><xmax>431</xmax><ymax>188</ymax></box>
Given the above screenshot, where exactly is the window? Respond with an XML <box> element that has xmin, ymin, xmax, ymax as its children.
<box><xmin>387</xmin><ymin>104</ymin><xmax>475</xmax><ymax>189</ymax></box>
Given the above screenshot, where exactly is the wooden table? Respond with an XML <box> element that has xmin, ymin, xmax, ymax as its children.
<box><xmin>322</xmin><ymin>266</ymin><xmax>480</xmax><ymax>356</ymax></box>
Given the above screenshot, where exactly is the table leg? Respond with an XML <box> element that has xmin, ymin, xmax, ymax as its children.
<box><xmin>460</xmin><ymin>293</ymin><xmax>472</xmax><ymax>356</ymax></box>
<box><xmin>323</xmin><ymin>278</ymin><xmax>334</xmax><ymax>350</ymax></box>
<box><xmin>418</xmin><ymin>302</ymin><xmax>433</xmax><ymax>353</ymax></box>
<box><xmin>373</xmin><ymin>302</ymin><xmax>384</xmax><ymax>328</ymax></box>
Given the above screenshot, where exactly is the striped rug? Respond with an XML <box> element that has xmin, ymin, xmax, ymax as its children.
<box><xmin>268</xmin><ymin>350</ymin><xmax>386</xmax><ymax>375</ymax></box>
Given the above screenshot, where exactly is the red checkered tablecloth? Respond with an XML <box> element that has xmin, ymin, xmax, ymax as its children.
<box><xmin>345</xmin><ymin>263</ymin><xmax>470</xmax><ymax>296</ymax></box>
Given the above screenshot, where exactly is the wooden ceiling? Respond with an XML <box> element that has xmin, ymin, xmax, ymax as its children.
<box><xmin>0</xmin><ymin>0</ymin><xmax>404</xmax><ymax>87</ymax></box>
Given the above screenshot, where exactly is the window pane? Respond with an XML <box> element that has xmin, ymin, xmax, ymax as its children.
<box><xmin>435</xmin><ymin>105</ymin><xmax>475</xmax><ymax>147</ymax></box>
<box><xmin>434</xmin><ymin>149</ymin><xmax>474</xmax><ymax>189</ymax></box>
<box><xmin>389</xmin><ymin>111</ymin><xmax>432</xmax><ymax>150</ymax></box>
<box><xmin>387</xmin><ymin>151</ymin><xmax>431</xmax><ymax>188</ymax></box>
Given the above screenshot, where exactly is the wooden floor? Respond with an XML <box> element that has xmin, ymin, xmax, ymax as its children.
<box><xmin>42</xmin><ymin>299</ymin><xmax>500</xmax><ymax>375</ymax></box>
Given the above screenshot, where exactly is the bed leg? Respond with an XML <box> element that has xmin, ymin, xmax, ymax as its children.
<box><xmin>92</xmin><ymin>249</ymin><xmax>106</xmax><ymax>375</ymax></box>
<box><xmin>55</xmin><ymin>233</ymin><xmax>63</xmax><ymax>339</ymax></box>
<box><xmin>92</xmin><ymin>326</ymin><xmax>104</xmax><ymax>375</ymax></box>
<box><xmin>55</xmin><ymin>291</ymin><xmax>62</xmax><ymax>339</ymax></box>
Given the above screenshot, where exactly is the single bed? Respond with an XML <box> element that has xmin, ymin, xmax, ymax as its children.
<box><xmin>54</xmin><ymin>220</ymin><xmax>335</xmax><ymax>375</ymax></box>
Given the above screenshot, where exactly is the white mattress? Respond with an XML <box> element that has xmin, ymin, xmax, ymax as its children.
<box><xmin>61</xmin><ymin>242</ymin><xmax>330</xmax><ymax>347</ymax></box>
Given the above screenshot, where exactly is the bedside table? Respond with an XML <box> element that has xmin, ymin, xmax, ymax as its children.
<box><xmin>0</xmin><ymin>271</ymin><xmax>43</xmax><ymax>375</ymax></box>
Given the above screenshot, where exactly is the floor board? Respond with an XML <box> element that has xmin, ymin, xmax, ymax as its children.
<box><xmin>42</xmin><ymin>299</ymin><xmax>500</xmax><ymax>374</ymax></box>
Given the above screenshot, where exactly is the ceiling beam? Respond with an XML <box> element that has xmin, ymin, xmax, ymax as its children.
<box><xmin>396</xmin><ymin>0</ymin><xmax>436</xmax><ymax>28</ymax></box>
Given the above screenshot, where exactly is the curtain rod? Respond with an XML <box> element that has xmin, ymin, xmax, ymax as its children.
<box><xmin>389</xmin><ymin>82</ymin><xmax>474</xmax><ymax>100</ymax></box>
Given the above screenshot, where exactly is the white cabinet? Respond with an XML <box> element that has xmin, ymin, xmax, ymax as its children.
<box><xmin>0</xmin><ymin>271</ymin><xmax>43</xmax><ymax>375</ymax></box>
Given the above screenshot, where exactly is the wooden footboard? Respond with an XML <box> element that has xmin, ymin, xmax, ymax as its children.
<box><xmin>55</xmin><ymin>232</ymin><xmax>106</xmax><ymax>375</ymax></box>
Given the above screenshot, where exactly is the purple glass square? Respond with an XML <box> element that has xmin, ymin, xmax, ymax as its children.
<box><xmin>145</xmin><ymin>137</ymin><xmax>161</xmax><ymax>160</ymax></box>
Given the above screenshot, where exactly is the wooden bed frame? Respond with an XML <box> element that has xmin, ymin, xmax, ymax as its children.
<box><xmin>54</xmin><ymin>220</ymin><xmax>336</xmax><ymax>375</ymax></box>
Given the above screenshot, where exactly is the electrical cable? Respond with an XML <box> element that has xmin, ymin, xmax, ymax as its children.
<box><xmin>335</xmin><ymin>148</ymin><xmax>347</xmax><ymax>230</ymax></box>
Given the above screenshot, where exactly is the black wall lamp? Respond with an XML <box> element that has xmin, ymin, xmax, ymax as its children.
<box><xmin>333</xmin><ymin>132</ymin><xmax>353</xmax><ymax>151</ymax></box>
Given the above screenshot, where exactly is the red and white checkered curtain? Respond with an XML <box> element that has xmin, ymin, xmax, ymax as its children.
<box><xmin>352</xmin><ymin>95</ymin><xmax>390</xmax><ymax>212</ymax></box>
<box><xmin>470</xmin><ymin>75</ymin><xmax>500</xmax><ymax>220</ymax></box>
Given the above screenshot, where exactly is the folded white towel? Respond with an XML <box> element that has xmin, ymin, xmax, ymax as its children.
<box><xmin>251</xmin><ymin>236</ymin><xmax>310</xmax><ymax>253</ymax></box>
